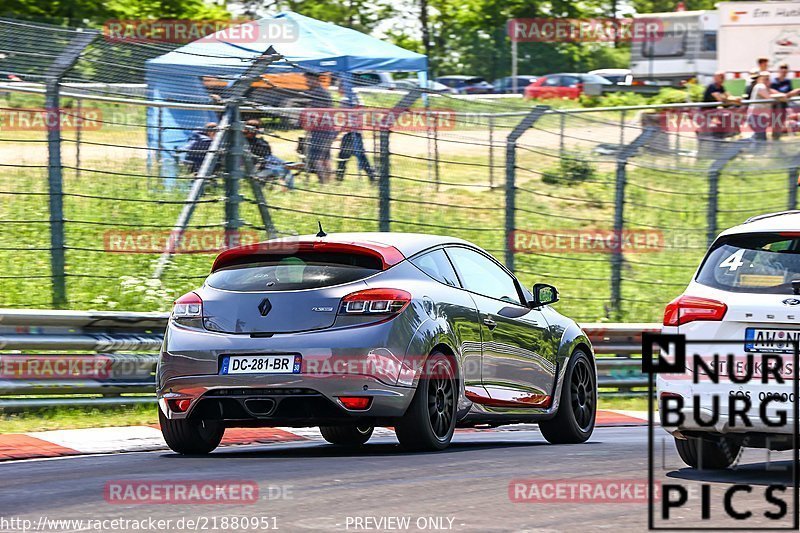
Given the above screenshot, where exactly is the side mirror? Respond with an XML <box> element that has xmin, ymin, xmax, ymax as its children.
<box><xmin>529</xmin><ymin>283</ymin><xmax>559</xmax><ymax>308</ymax></box>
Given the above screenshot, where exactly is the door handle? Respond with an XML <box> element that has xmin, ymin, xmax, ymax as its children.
<box><xmin>483</xmin><ymin>317</ymin><xmax>497</xmax><ymax>329</ymax></box>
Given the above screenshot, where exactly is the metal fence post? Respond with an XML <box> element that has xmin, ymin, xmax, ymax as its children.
<box><xmin>45</xmin><ymin>81</ymin><xmax>67</xmax><ymax>308</ymax></box>
<box><xmin>488</xmin><ymin>114</ymin><xmax>494</xmax><ymax>189</ymax></box>
<box><xmin>610</xmin><ymin>128</ymin><xmax>658</xmax><ymax>319</ymax></box>
<box><xmin>225</xmin><ymin>105</ymin><xmax>243</xmax><ymax>247</ymax></box>
<box><xmin>378</xmin><ymin>89</ymin><xmax>422</xmax><ymax>233</ymax></box>
<box><xmin>378</xmin><ymin>128</ymin><xmax>391</xmax><ymax>231</ymax></box>
<box><xmin>706</xmin><ymin>140</ymin><xmax>747</xmax><ymax>246</ymax></box>
<box><xmin>504</xmin><ymin>106</ymin><xmax>549</xmax><ymax>271</ymax></box>
<box><xmin>789</xmin><ymin>163</ymin><xmax>799</xmax><ymax>210</ymax></box>
<box><xmin>75</xmin><ymin>98</ymin><xmax>82</xmax><ymax>181</ymax></box>
<box><xmin>43</xmin><ymin>30</ymin><xmax>98</xmax><ymax>308</ymax></box>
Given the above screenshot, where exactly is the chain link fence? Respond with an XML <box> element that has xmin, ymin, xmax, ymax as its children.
<box><xmin>1</xmin><ymin>18</ymin><xmax>798</xmax><ymax>322</ymax></box>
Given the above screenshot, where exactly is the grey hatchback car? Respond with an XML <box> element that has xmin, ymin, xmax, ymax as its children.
<box><xmin>158</xmin><ymin>232</ymin><xmax>596</xmax><ymax>453</ymax></box>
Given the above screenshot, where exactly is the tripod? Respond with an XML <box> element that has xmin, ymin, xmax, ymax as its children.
<box><xmin>153</xmin><ymin>50</ymin><xmax>282</xmax><ymax>279</ymax></box>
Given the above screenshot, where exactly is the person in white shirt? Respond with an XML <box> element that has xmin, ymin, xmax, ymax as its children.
<box><xmin>747</xmin><ymin>71</ymin><xmax>788</xmax><ymax>142</ymax></box>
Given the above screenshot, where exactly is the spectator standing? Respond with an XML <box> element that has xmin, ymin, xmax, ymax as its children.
<box><xmin>335</xmin><ymin>83</ymin><xmax>376</xmax><ymax>182</ymax></box>
<box><xmin>747</xmin><ymin>71</ymin><xmax>787</xmax><ymax>143</ymax></box>
<box><xmin>744</xmin><ymin>68</ymin><xmax>760</xmax><ymax>100</ymax></box>
<box><xmin>304</xmin><ymin>71</ymin><xmax>336</xmax><ymax>184</ymax></box>
<box><xmin>769</xmin><ymin>62</ymin><xmax>800</xmax><ymax>139</ymax></box>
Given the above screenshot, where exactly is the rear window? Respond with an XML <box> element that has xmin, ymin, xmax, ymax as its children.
<box><xmin>206</xmin><ymin>252</ymin><xmax>381</xmax><ymax>292</ymax></box>
<box><xmin>696</xmin><ymin>233</ymin><xmax>800</xmax><ymax>294</ymax></box>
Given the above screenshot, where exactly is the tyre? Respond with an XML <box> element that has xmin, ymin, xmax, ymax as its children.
<box><xmin>319</xmin><ymin>424</ymin><xmax>374</xmax><ymax>446</ymax></box>
<box><xmin>674</xmin><ymin>435</ymin><xmax>741</xmax><ymax>470</ymax></box>
<box><xmin>395</xmin><ymin>352</ymin><xmax>457</xmax><ymax>451</ymax></box>
<box><xmin>159</xmin><ymin>407</ymin><xmax>224</xmax><ymax>455</ymax></box>
<box><xmin>539</xmin><ymin>349</ymin><xmax>596</xmax><ymax>444</ymax></box>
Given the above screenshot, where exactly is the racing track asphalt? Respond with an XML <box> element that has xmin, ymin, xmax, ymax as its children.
<box><xmin>0</xmin><ymin>426</ymin><xmax>796</xmax><ymax>532</ymax></box>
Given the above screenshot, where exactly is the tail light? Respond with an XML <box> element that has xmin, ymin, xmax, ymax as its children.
<box><xmin>338</xmin><ymin>396</ymin><xmax>372</xmax><ymax>410</ymax></box>
<box><xmin>167</xmin><ymin>398</ymin><xmax>192</xmax><ymax>413</ymax></box>
<box><xmin>172</xmin><ymin>291</ymin><xmax>203</xmax><ymax>328</ymax></box>
<box><xmin>663</xmin><ymin>295</ymin><xmax>727</xmax><ymax>326</ymax></box>
<box><xmin>339</xmin><ymin>288</ymin><xmax>411</xmax><ymax>316</ymax></box>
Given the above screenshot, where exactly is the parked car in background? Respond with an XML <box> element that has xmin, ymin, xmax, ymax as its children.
<box><xmin>394</xmin><ymin>78</ymin><xmax>457</xmax><ymax>94</ymax></box>
<box><xmin>524</xmin><ymin>73</ymin><xmax>612</xmax><ymax>100</ymax></box>
<box><xmin>588</xmin><ymin>69</ymin><xmax>633</xmax><ymax>86</ymax></box>
<box><xmin>435</xmin><ymin>75</ymin><xmax>495</xmax><ymax>94</ymax></box>
<box><xmin>492</xmin><ymin>75</ymin><xmax>538</xmax><ymax>94</ymax></box>
<box><xmin>351</xmin><ymin>72</ymin><xmax>396</xmax><ymax>89</ymax></box>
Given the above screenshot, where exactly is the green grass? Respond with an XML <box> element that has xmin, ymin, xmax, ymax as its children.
<box><xmin>0</xmin><ymin>403</ymin><xmax>158</xmax><ymax>434</ymax></box>
<box><xmin>0</xmin><ymin>96</ymin><xmax>796</xmax><ymax>321</ymax></box>
<box><xmin>1</xmin><ymin>396</ymin><xmax>648</xmax><ymax>433</ymax></box>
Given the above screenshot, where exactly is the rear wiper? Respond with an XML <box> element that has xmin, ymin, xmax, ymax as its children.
<box><xmin>793</xmin><ymin>279</ymin><xmax>800</xmax><ymax>295</ymax></box>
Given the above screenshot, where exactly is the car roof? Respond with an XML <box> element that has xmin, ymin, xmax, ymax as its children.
<box><xmin>436</xmin><ymin>75</ymin><xmax>477</xmax><ymax>80</ymax></box>
<box><xmin>720</xmin><ymin>211</ymin><xmax>800</xmax><ymax>237</ymax></box>
<box><xmin>260</xmin><ymin>232</ymin><xmax>475</xmax><ymax>258</ymax></box>
<box><xmin>589</xmin><ymin>68</ymin><xmax>631</xmax><ymax>75</ymax></box>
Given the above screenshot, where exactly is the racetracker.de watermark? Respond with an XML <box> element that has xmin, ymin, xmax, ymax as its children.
<box><xmin>104</xmin><ymin>480</ymin><xmax>272</xmax><ymax>504</ymax></box>
<box><xmin>103</xmin><ymin>18</ymin><xmax>298</xmax><ymax>44</ymax></box>
<box><xmin>507</xmin><ymin>18</ymin><xmax>663</xmax><ymax>43</ymax></box>
<box><xmin>103</xmin><ymin>230</ymin><xmax>299</xmax><ymax>254</ymax></box>
<box><xmin>0</xmin><ymin>108</ymin><xmax>102</xmax><ymax>131</ymax></box>
<box><xmin>510</xmin><ymin>229</ymin><xmax>664</xmax><ymax>254</ymax></box>
<box><xmin>509</xmin><ymin>478</ymin><xmax>658</xmax><ymax>503</ymax></box>
<box><xmin>660</xmin><ymin>108</ymin><xmax>800</xmax><ymax>134</ymax></box>
<box><xmin>299</xmin><ymin>108</ymin><xmax>456</xmax><ymax>132</ymax></box>
<box><xmin>0</xmin><ymin>355</ymin><xmax>112</xmax><ymax>379</ymax></box>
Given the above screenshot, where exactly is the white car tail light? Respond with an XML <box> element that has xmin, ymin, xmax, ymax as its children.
<box><xmin>663</xmin><ymin>295</ymin><xmax>727</xmax><ymax>326</ymax></box>
<box><xmin>339</xmin><ymin>288</ymin><xmax>411</xmax><ymax>316</ymax></box>
<box><xmin>172</xmin><ymin>291</ymin><xmax>203</xmax><ymax>327</ymax></box>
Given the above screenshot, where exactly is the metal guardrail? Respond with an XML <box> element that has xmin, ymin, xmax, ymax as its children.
<box><xmin>0</xmin><ymin>310</ymin><xmax>658</xmax><ymax>411</ymax></box>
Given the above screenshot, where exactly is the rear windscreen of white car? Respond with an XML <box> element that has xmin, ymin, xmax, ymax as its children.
<box><xmin>206</xmin><ymin>252</ymin><xmax>381</xmax><ymax>292</ymax></box>
<box><xmin>696</xmin><ymin>233</ymin><xmax>800</xmax><ymax>293</ymax></box>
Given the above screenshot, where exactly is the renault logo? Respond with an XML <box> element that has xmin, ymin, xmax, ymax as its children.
<box><xmin>258</xmin><ymin>298</ymin><xmax>272</xmax><ymax>316</ymax></box>
<box><xmin>782</xmin><ymin>298</ymin><xmax>800</xmax><ymax>306</ymax></box>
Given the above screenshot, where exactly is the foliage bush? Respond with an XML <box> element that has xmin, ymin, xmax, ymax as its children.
<box><xmin>541</xmin><ymin>154</ymin><xmax>596</xmax><ymax>185</ymax></box>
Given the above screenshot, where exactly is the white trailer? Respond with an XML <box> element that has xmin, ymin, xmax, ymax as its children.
<box><xmin>717</xmin><ymin>1</ymin><xmax>800</xmax><ymax>76</ymax></box>
<box><xmin>630</xmin><ymin>2</ymin><xmax>800</xmax><ymax>86</ymax></box>
<box><xmin>630</xmin><ymin>10</ymin><xmax>718</xmax><ymax>86</ymax></box>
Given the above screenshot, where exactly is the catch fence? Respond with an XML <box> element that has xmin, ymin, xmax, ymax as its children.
<box><xmin>1</xmin><ymin>18</ymin><xmax>799</xmax><ymax>323</ymax></box>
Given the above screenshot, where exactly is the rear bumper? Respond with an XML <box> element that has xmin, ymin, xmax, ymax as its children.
<box><xmin>158</xmin><ymin>320</ymin><xmax>419</xmax><ymax>423</ymax></box>
<box><xmin>159</xmin><ymin>373</ymin><xmax>415</xmax><ymax>423</ymax></box>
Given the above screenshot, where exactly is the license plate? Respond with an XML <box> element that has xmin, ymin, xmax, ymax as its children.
<box><xmin>220</xmin><ymin>354</ymin><xmax>301</xmax><ymax>375</ymax></box>
<box><xmin>745</xmin><ymin>328</ymin><xmax>800</xmax><ymax>353</ymax></box>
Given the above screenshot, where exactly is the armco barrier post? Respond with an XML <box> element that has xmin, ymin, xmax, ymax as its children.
<box><xmin>378</xmin><ymin>88</ymin><xmax>422</xmax><ymax>232</ymax></box>
<box><xmin>504</xmin><ymin>106</ymin><xmax>549</xmax><ymax>272</ymax></box>
<box><xmin>44</xmin><ymin>30</ymin><xmax>99</xmax><ymax>308</ymax></box>
<box><xmin>610</xmin><ymin>128</ymin><xmax>658</xmax><ymax>320</ymax></box>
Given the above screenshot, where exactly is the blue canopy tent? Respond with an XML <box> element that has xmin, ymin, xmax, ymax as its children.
<box><xmin>145</xmin><ymin>11</ymin><xmax>428</xmax><ymax>180</ymax></box>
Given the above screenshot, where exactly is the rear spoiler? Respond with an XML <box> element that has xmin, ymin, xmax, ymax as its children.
<box><xmin>210</xmin><ymin>240</ymin><xmax>405</xmax><ymax>272</ymax></box>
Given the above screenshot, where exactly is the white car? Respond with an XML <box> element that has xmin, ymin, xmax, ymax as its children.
<box><xmin>657</xmin><ymin>210</ymin><xmax>800</xmax><ymax>469</ymax></box>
